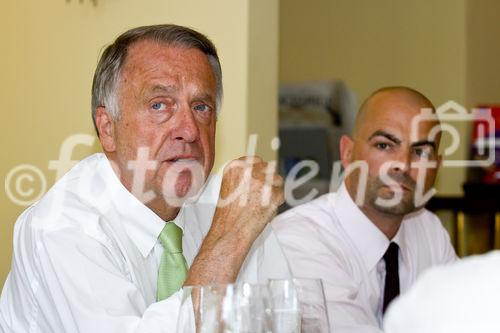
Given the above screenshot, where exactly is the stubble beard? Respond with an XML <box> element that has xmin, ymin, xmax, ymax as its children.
<box><xmin>364</xmin><ymin>174</ymin><xmax>417</xmax><ymax>216</ymax></box>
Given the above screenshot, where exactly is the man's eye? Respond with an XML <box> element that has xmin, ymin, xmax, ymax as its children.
<box><xmin>414</xmin><ymin>147</ymin><xmax>432</xmax><ymax>158</ymax></box>
<box><xmin>375</xmin><ymin>142</ymin><xmax>391</xmax><ymax>150</ymax></box>
<box><xmin>193</xmin><ymin>104</ymin><xmax>211</xmax><ymax>113</ymax></box>
<box><xmin>151</xmin><ymin>102</ymin><xmax>166</xmax><ymax>111</ymax></box>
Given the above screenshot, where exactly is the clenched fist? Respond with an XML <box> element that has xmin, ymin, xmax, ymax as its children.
<box><xmin>185</xmin><ymin>156</ymin><xmax>284</xmax><ymax>286</ymax></box>
<box><xmin>211</xmin><ymin>156</ymin><xmax>285</xmax><ymax>239</ymax></box>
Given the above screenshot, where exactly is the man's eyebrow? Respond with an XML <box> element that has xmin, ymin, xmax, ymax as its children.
<box><xmin>146</xmin><ymin>84</ymin><xmax>178</xmax><ymax>95</ymax></box>
<box><xmin>411</xmin><ymin>140</ymin><xmax>437</xmax><ymax>150</ymax></box>
<box><xmin>145</xmin><ymin>85</ymin><xmax>215</xmax><ymax>102</ymax></box>
<box><xmin>368</xmin><ymin>130</ymin><xmax>402</xmax><ymax>144</ymax></box>
<box><xmin>194</xmin><ymin>92</ymin><xmax>216</xmax><ymax>103</ymax></box>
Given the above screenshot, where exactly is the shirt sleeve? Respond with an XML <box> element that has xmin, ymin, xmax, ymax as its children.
<box><xmin>236</xmin><ymin>225</ymin><xmax>293</xmax><ymax>283</ymax></box>
<box><xmin>384</xmin><ymin>252</ymin><xmax>500</xmax><ymax>333</ymax></box>
<box><xmin>1</xmin><ymin>214</ymin><xmax>183</xmax><ymax>333</ymax></box>
<box><xmin>272</xmin><ymin>214</ymin><xmax>384</xmax><ymax>333</ymax></box>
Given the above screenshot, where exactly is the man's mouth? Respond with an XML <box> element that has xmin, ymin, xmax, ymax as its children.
<box><xmin>169</xmin><ymin>158</ymin><xmax>196</xmax><ymax>162</ymax></box>
<box><xmin>399</xmin><ymin>184</ymin><xmax>412</xmax><ymax>192</ymax></box>
<box><xmin>385</xmin><ymin>183</ymin><xmax>412</xmax><ymax>192</ymax></box>
<box><xmin>165</xmin><ymin>156</ymin><xmax>199</xmax><ymax>163</ymax></box>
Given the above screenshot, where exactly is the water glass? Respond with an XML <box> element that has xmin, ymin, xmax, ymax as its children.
<box><xmin>176</xmin><ymin>283</ymin><xmax>270</xmax><ymax>333</ymax></box>
<box><xmin>268</xmin><ymin>278</ymin><xmax>330</xmax><ymax>333</ymax></box>
<box><xmin>268</xmin><ymin>279</ymin><xmax>302</xmax><ymax>333</ymax></box>
<box><xmin>293</xmin><ymin>278</ymin><xmax>330</xmax><ymax>333</ymax></box>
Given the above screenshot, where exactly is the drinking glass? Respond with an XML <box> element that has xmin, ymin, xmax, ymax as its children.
<box><xmin>268</xmin><ymin>278</ymin><xmax>330</xmax><ymax>333</ymax></box>
<box><xmin>293</xmin><ymin>278</ymin><xmax>330</xmax><ymax>333</ymax></box>
<box><xmin>176</xmin><ymin>283</ymin><xmax>270</xmax><ymax>333</ymax></box>
<box><xmin>267</xmin><ymin>279</ymin><xmax>302</xmax><ymax>333</ymax></box>
<box><xmin>176</xmin><ymin>284</ymin><xmax>228</xmax><ymax>333</ymax></box>
<box><xmin>226</xmin><ymin>283</ymin><xmax>271</xmax><ymax>333</ymax></box>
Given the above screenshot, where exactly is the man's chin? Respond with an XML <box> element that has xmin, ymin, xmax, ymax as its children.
<box><xmin>374</xmin><ymin>192</ymin><xmax>416</xmax><ymax>214</ymax></box>
<box><xmin>158</xmin><ymin>160</ymin><xmax>207</xmax><ymax>198</ymax></box>
<box><xmin>374</xmin><ymin>203</ymin><xmax>415</xmax><ymax>216</ymax></box>
<box><xmin>373</xmin><ymin>189</ymin><xmax>416</xmax><ymax>215</ymax></box>
<box><xmin>160</xmin><ymin>191</ymin><xmax>192</xmax><ymax>208</ymax></box>
<box><xmin>160</xmin><ymin>175</ymin><xmax>207</xmax><ymax>207</ymax></box>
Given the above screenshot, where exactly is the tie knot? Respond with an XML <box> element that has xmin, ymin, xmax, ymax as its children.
<box><xmin>383</xmin><ymin>242</ymin><xmax>399</xmax><ymax>262</ymax></box>
<box><xmin>158</xmin><ymin>222</ymin><xmax>183</xmax><ymax>254</ymax></box>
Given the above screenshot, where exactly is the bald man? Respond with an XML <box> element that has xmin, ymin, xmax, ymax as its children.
<box><xmin>272</xmin><ymin>87</ymin><xmax>457</xmax><ymax>333</ymax></box>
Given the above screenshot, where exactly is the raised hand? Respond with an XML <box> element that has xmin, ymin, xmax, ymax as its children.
<box><xmin>185</xmin><ymin>156</ymin><xmax>284</xmax><ymax>285</ymax></box>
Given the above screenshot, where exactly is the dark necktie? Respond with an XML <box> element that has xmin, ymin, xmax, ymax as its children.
<box><xmin>382</xmin><ymin>242</ymin><xmax>400</xmax><ymax>314</ymax></box>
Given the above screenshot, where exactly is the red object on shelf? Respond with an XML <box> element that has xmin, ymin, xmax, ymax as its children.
<box><xmin>472</xmin><ymin>106</ymin><xmax>500</xmax><ymax>140</ymax></box>
<box><xmin>472</xmin><ymin>105</ymin><xmax>500</xmax><ymax>183</ymax></box>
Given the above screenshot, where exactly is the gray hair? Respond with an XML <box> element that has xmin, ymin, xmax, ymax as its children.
<box><xmin>91</xmin><ymin>24</ymin><xmax>223</xmax><ymax>133</ymax></box>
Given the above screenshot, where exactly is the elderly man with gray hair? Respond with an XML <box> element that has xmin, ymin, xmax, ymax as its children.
<box><xmin>0</xmin><ymin>24</ymin><xmax>289</xmax><ymax>332</ymax></box>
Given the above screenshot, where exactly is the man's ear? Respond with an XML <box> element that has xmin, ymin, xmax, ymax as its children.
<box><xmin>95</xmin><ymin>107</ymin><xmax>116</xmax><ymax>153</ymax></box>
<box><xmin>340</xmin><ymin>135</ymin><xmax>354</xmax><ymax>169</ymax></box>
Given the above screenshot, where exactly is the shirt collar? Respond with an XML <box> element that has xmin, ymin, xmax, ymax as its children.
<box><xmin>391</xmin><ymin>225</ymin><xmax>406</xmax><ymax>262</ymax></box>
<box><xmin>98</xmin><ymin>154</ymin><xmax>178</xmax><ymax>258</ymax></box>
<box><xmin>332</xmin><ymin>182</ymin><xmax>407</xmax><ymax>272</ymax></box>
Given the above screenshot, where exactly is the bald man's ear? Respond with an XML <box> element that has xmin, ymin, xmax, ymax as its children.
<box><xmin>95</xmin><ymin>107</ymin><xmax>116</xmax><ymax>153</ymax></box>
<box><xmin>340</xmin><ymin>135</ymin><xmax>354</xmax><ymax>169</ymax></box>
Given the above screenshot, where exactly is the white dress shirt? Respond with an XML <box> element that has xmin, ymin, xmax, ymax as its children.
<box><xmin>0</xmin><ymin>153</ymin><xmax>290</xmax><ymax>333</ymax></box>
<box><xmin>272</xmin><ymin>182</ymin><xmax>457</xmax><ymax>333</ymax></box>
<box><xmin>384</xmin><ymin>250</ymin><xmax>500</xmax><ymax>333</ymax></box>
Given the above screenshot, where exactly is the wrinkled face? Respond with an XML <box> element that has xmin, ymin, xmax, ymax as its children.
<box><xmin>342</xmin><ymin>91</ymin><xmax>441</xmax><ymax>215</ymax></box>
<box><xmin>105</xmin><ymin>40</ymin><xmax>217</xmax><ymax>206</ymax></box>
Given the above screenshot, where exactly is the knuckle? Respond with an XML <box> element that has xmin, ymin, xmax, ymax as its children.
<box><xmin>274</xmin><ymin>174</ymin><xmax>284</xmax><ymax>185</ymax></box>
<box><xmin>253</xmin><ymin>155</ymin><xmax>263</xmax><ymax>163</ymax></box>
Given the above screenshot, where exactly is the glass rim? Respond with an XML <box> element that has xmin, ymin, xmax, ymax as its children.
<box><xmin>181</xmin><ymin>281</ymin><xmax>269</xmax><ymax>290</ymax></box>
<box><xmin>268</xmin><ymin>277</ymin><xmax>325</xmax><ymax>283</ymax></box>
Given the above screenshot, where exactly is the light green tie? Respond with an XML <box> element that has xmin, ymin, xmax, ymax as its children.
<box><xmin>156</xmin><ymin>222</ymin><xmax>188</xmax><ymax>301</ymax></box>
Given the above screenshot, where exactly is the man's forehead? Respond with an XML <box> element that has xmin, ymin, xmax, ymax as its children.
<box><xmin>124</xmin><ymin>42</ymin><xmax>170</xmax><ymax>68</ymax></box>
<box><xmin>366</xmin><ymin>127</ymin><xmax>439</xmax><ymax>144</ymax></box>
<box><xmin>119</xmin><ymin>41</ymin><xmax>216</xmax><ymax>92</ymax></box>
<box><xmin>359</xmin><ymin>112</ymin><xmax>440</xmax><ymax>143</ymax></box>
<box><xmin>358</xmin><ymin>94</ymin><xmax>434</xmax><ymax>130</ymax></box>
<box><xmin>123</xmin><ymin>40</ymin><xmax>208</xmax><ymax>72</ymax></box>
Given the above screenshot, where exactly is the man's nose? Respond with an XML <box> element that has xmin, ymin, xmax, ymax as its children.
<box><xmin>392</xmin><ymin>150</ymin><xmax>411</xmax><ymax>173</ymax></box>
<box><xmin>170</xmin><ymin>106</ymin><xmax>199</xmax><ymax>143</ymax></box>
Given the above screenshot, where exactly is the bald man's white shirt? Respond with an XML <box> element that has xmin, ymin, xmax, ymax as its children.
<box><xmin>272</xmin><ymin>183</ymin><xmax>457</xmax><ymax>333</ymax></box>
<box><xmin>384</xmin><ymin>251</ymin><xmax>500</xmax><ymax>333</ymax></box>
<box><xmin>0</xmin><ymin>153</ymin><xmax>290</xmax><ymax>333</ymax></box>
